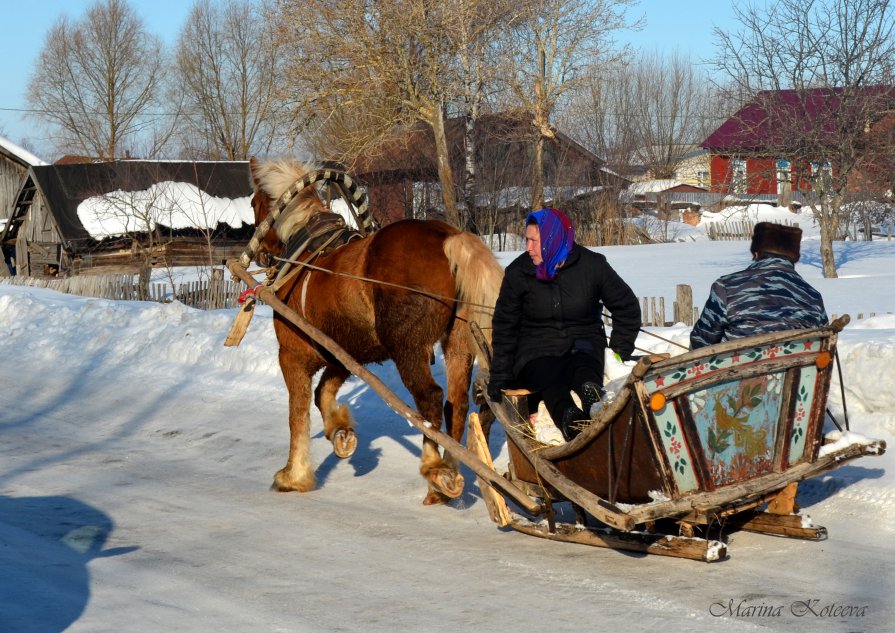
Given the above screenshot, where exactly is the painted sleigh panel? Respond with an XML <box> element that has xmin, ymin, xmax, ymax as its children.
<box><xmin>640</xmin><ymin>330</ymin><xmax>833</xmax><ymax>497</ymax></box>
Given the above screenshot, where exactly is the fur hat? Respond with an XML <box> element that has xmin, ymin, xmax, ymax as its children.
<box><xmin>750</xmin><ymin>222</ymin><xmax>802</xmax><ymax>263</ymax></box>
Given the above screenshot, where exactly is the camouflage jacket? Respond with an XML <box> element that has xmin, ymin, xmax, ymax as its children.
<box><xmin>690</xmin><ymin>256</ymin><xmax>828</xmax><ymax>349</ymax></box>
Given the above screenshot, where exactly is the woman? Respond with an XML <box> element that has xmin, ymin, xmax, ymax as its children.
<box><xmin>487</xmin><ymin>208</ymin><xmax>641</xmax><ymax>440</ymax></box>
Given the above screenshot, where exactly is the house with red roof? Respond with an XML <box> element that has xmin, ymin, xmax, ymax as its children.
<box><xmin>701</xmin><ymin>87</ymin><xmax>895</xmax><ymax>203</ymax></box>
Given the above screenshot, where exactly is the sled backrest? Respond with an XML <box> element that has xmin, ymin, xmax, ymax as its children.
<box><xmin>637</xmin><ymin>326</ymin><xmax>839</xmax><ymax>496</ymax></box>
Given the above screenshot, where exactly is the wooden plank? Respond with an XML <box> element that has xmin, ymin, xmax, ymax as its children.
<box><xmin>500</xmin><ymin>418</ymin><xmax>637</xmax><ymax>532</ymax></box>
<box><xmin>724</xmin><ymin>510</ymin><xmax>827</xmax><ymax>540</ymax></box>
<box><xmin>508</xmin><ymin>515</ymin><xmax>727</xmax><ymax>562</ymax></box>
<box><xmin>767</xmin><ymin>482</ymin><xmax>799</xmax><ymax>515</ymax></box>
<box><xmin>467</xmin><ymin>413</ymin><xmax>511</xmax><ymax>527</ymax></box>
<box><xmin>623</xmin><ymin>438</ymin><xmax>886</xmax><ymax>523</ymax></box>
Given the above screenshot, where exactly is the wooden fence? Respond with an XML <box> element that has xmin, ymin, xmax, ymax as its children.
<box><xmin>706</xmin><ymin>219</ymin><xmax>799</xmax><ymax>241</ymax></box>
<box><xmin>0</xmin><ymin>273</ymin><xmax>246</xmax><ymax>311</ymax></box>
<box><xmin>3</xmin><ymin>274</ymin><xmax>888</xmax><ymax>327</ymax></box>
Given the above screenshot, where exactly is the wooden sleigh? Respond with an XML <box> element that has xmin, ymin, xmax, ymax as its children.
<box><xmin>469</xmin><ymin>318</ymin><xmax>887</xmax><ymax>561</ymax></box>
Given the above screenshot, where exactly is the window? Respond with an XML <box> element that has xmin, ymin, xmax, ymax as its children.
<box><xmin>811</xmin><ymin>160</ymin><xmax>832</xmax><ymax>191</ymax></box>
<box><xmin>776</xmin><ymin>159</ymin><xmax>791</xmax><ymax>195</ymax></box>
<box><xmin>732</xmin><ymin>159</ymin><xmax>747</xmax><ymax>194</ymax></box>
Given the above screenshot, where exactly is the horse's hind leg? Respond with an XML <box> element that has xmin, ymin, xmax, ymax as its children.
<box><xmin>393</xmin><ymin>352</ymin><xmax>464</xmax><ymax>505</ymax></box>
<box><xmin>314</xmin><ymin>364</ymin><xmax>357</xmax><ymax>458</ymax></box>
<box><xmin>272</xmin><ymin>351</ymin><xmax>317</xmax><ymax>493</ymax></box>
<box><xmin>441</xmin><ymin>324</ymin><xmax>475</xmax><ymax>476</ymax></box>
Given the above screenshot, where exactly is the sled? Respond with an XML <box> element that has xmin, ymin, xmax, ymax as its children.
<box><xmin>469</xmin><ymin>317</ymin><xmax>887</xmax><ymax>562</ymax></box>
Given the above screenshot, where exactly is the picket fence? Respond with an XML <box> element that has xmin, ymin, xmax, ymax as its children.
<box><xmin>706</xmin><ymin>219</ymin><xmax>799</xmax><ymax>241</ymax></box>
<box><xmin>2</xmin><ymin>272</ymin><xmax>692</xmax><ymax>325</ymax></box>
<box><xmin>0</xmin><ymin>273</ymin><xmax>246</xmax><ymax>311</ymax></box>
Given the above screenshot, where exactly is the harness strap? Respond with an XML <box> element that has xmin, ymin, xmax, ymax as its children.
<box><xmin>300</xmin><ymin>270</ymin><xmax>313</xmax><ymax>315</ymax></box>
<box><xmin>238</xmin><ymin>167</ymin><xmax>374</xmax><ymax>269</ymax></box>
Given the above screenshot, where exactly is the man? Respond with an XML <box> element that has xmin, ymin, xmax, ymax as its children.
<box><xmin>690</xmin><ymin>222</ymin><xmax>827</xmax><ymax>349</ymax></box>
<box><xmin>487</xmin><ymin>208</ymin><xmax>641</xmax><ymax>440</ymax></box>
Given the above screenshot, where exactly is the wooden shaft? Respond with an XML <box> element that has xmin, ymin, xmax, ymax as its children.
<box><xmin>226</xmin><ymin>261</ymin><xmax>542</xmax><ymax>515</ymax></box>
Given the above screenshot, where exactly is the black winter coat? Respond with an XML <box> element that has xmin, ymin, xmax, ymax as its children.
<box><xmin>489</xmin><ymin>244</ymin><xmax>641</xmax><ymax>386</ymax></box>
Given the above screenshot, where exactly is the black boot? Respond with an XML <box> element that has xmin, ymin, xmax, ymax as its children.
<box><xmin>579</xmin><ymin>381</ymin><xmax>604</xmax><ymax>419</ymax></box>
<box><xmin>560</xmin><ymin>405</ymin><xmax>589</xmax><ymax>440</ymax></box>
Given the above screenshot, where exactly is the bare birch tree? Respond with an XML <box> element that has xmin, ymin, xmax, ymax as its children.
<box><xmin>26</xmin><ymin>0</ymin><xmax>169</xmax><ymax>160</ymax></box>
<box><xmin>498</xmin><ymin>0</ymin><xmax>639</xmax><ymax>210</ymax></box>
<box><xmin>87</xmin><ymin>183</ymin><xmax>175</xmax><ymax>298</ymax></box>
<box><xmin>713</xmin><ymin>0</ymin><xmax>895</xmax><ymax>278</ymax></box>
<box><xmin>626</xmin><ymin>51</ymin><xmax>717</xmax><ymax>179</ymax></box>
<box><xmin>175</xmin><ymin>0</ymin><xmax>286</xmax><ymax>160</ymax></box>
<box><xmin>274</xmin><ymin>0</ymin><xmax>521</xmax><ymax>228</ymax></box>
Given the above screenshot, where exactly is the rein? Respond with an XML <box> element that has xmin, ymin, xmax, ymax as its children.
<box><xmin>272</xmin><ymin>254</ymin><xmax>497</xmax><ymax>313</ymax></box>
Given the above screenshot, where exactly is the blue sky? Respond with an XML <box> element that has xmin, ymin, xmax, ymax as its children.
<box><xmin>0</xmin><ymin>0</ymin><xmax>737</xmax><ymax>157</ymax></box>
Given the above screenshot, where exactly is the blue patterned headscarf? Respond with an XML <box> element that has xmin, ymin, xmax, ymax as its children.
<box><xmin>526</xmin><ymin>208</ymin><xmax>575</xmax><ymax>281</ymax></box>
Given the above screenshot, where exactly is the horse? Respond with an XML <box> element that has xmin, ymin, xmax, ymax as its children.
<box><xmin>247</xmin><ymin>158</ymin><xmax>503</xmax><ymax>505</ymax></box>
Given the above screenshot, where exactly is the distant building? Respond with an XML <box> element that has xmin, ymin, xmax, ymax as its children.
<box><xmin>623</xmin><ymin>145</ymin><xmax>711</xmax><ymax>189</ymax></box>
<box><xmin>350</xmin><ymin>112</ymin><xmax>628</xmax><ymax>227</ymax></box>
<box><xmin>621</xmin><ymin>179</ymin><xmax>709</xmax><ymax>225</ymax></box>
<box><xmin>701</xmin><ymin>87</ymin><xmax>895</xmax><ymax>203</ymax></box>
<box><xmin>1</xmin><ymin>160</ymin><xmax>254</xmax><ymax>277</ymax></box>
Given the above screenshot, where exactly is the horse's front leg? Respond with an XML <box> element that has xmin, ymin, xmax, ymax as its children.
<box><xmin>272</xmin><ymin>351</ymin><xmax>317</xmax><ymax>493</ymax></box>
<box><xmin>314</xmin><ymin>364</ymin><xmax>357</xmax><ymax>458</ymax></box>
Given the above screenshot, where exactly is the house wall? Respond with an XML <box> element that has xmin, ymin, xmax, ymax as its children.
<box><xmin>672</xmin><ymin>154</ymin><xmax>711</xmax><ymax>188</ymax></box>
<box><xmin>18</xmin><ymin>194</ymin><xmax>66</xmax><ymax>276</ymax></box>
<box><xmin>367</xmin><ymin>180</ymin><xmax>410</xmax><ymax>225</ymax></box>
<box><xmin>749</xmin><ymin>158</ymin><xmax>777</xmax><ymax>194</ymax></box>
<box><xmin>1</xmin><ymin>157</ymin><xmax>27</xmax><ymax>222</ymax></box>
<box><xmin>709</xmin><ymin>155</ymin><xmax>732</xmax><ymax>193</ymax></box>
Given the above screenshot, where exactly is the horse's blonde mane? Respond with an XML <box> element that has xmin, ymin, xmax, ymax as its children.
<box><xmin>254</xmin><ymin>159</ymin><xmax>325</xmax><ymax>241</ymax></box>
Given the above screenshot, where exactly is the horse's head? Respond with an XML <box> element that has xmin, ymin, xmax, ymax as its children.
<box><xmin>248</xmin><ymin>157</ymin><xmax>327</xmax><ymax>267</ymax></box>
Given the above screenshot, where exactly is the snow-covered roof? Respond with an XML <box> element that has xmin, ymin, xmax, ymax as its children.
<box><xmin>0</xmin><ymin>135</ymin><xmax>47</xmax><ymax>166</ymax></box>
<box><xmin>78</xmin><ymin>181</ymin><xmax>253</xmax><ymax>239</ymax></box>
<box><xmin>626</xmin><ymin>179</ymin><xmax>688</xmax><ymax>195</ymax></box>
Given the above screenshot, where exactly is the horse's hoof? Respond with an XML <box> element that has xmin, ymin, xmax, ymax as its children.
<box><xmin>332</xmin><ymin>428</ymin><xmax>357</xmax><ymax>459</ymax></box>
<box><xmin>430</xmin><ymin>469</ymin><xmax>464</xmax><ymax>500</ymax></box>
<box><xmin>272</xmin><ymin>467</ymin><xmax>315</xmax><ymax>493</ymax></box>
<box><xmin>422</xmin><ymin>490</ymin><xmax>450</xmax><ymax>506</ymax></box>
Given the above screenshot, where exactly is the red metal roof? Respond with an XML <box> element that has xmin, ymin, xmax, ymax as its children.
<box><xmin>701</xmin><ymin>86</ymin><xmax>895</xmax><ymax>153</ymax></box>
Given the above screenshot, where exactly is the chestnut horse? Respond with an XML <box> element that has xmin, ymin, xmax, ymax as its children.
<box><xmin>248</xmin><ymin>158</ymin><xmax>503</xmax><ymax>505</ymax></box>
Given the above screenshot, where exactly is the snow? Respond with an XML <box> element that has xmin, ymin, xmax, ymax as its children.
<box><xmin>76</xmin><ymin>181</ymin><xmax>368</xmax><ymax>239</ymax></box>
<box><xmin>624</xmin><ymin>179</ymin><xmax>693</xmax><ymax>196</ymax></box>
<box><xmin>77</xmin><ymin>181</ymin><xmax>254</xmax><ymax>238</ymax></box>
<box><xmin>0</xmin><ymin>135</ymin><xmax>47</xmax><ymax>166</ymax></box>
<box><xmin>2</xmin><ymin>206</ymin><xmax>895</xmax><ymax>631</ymax></box>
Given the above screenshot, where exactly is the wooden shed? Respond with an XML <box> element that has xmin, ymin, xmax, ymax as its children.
<box><xmin>0</xmin><ymin>160</ymin><xmax>254</xmax><ymax>277</ymax></box>
<box><xmin>1</xmin><ymin>136</ymin><xmax>46</xmax><ymax>241</ymax></box>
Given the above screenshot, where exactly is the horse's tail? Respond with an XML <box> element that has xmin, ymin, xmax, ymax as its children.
<box><xmin>443</xmin><ymin>232</ymin><xmax>504</xmax><ymax>348</ymax></box>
